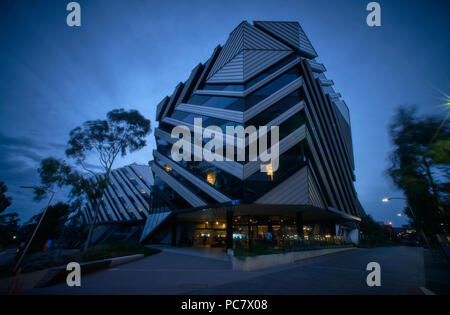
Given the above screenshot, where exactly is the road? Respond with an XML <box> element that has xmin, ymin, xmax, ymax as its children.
<box><xmin>24</xmin><ymin>246</ymin><xmax>428</xmax><ymax>295</ymax></box>
<box><xmin>0</xmin><ymin>249</ymin><xmax>16</xmax><ymax>266</ymax></box>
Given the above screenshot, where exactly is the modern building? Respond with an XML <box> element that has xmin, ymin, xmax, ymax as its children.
<box><xmin>141</xmin><ymin>21</ymin><xmax>365</xmax><ymax>248</ymax></box>
<box><xmin>81</xmin><ymin>164</ymin><xmax>154</xmax><ymax>243</ymax></box>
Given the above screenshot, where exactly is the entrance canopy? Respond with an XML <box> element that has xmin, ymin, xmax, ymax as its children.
<box><xmin>174</xmin><ymin>203</ymin><xmax>361</xmax><ymax>223</ymax></box>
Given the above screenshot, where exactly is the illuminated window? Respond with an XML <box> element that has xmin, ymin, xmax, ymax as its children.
<box><xmin>164</xmin><ymin>165</ymin><xmax>172</xmax><ymax>172</ymax></box>
<box><xmin>206</xmin><ymin>170</ymin><xmax>216</xmax><ymax>185</ymax></box>
<box><xmin>265</xmin><ymin>163</ymin><xmax>274</xmax><ymax>181</ymax></box>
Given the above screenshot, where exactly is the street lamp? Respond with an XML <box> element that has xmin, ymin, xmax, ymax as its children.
<box><xmin>381</xmin><ymin>196</ymin><xmax>431</xmax><ymax>248</ymax></box>
<box><xmin>12</xmin><ymin>186</ymin><xmax>55</xmax><ymax>274</ymax></box>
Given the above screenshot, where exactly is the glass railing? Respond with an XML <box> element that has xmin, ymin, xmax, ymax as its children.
<box><xmin>233</xmin><ymin>235</ymin><xmax>353</xmax><ymax>256</ymax></box>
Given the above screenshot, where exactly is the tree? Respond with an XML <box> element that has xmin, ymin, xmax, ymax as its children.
<box><xmin>0</xmin><ymin>182</ymin><xmax>19</xmax><ymax>248</ymax></box>
<box><xmin>0</xmin><ymin>181</ymin><xmax>12</xmax><ymax>213</ymax></box>
<box><xmin>35</xmin><ymin>109</ymin><xmax>151</xmax><ymax>252</ymax></box>
<box><xmin>25</xmin><ymin>202</ymin><xmax>72</xmax><ymax>251</ymax></box>
<box><xmin>387</xmin><ymin>106</ymin><xmax>449</xmax><ymax>236</ymax></box>
<box><xmin>0</xmin><ymin>213</ymin><xmax>20</xmax><ymax>248</ymax></box>
<box><xmin>58</xmin><ymin>208</ymin><xmax>88</xmax><ymax>249</ymax></box>
<box><xmin>359</xmin><ymin>214</ymin><xmax>390</xmax><ymax>247</ymax></box>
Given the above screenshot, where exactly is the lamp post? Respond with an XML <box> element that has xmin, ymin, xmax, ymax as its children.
<box><xmin>382</xmin><ymin>197</ymin><xmax>431</xmax><ymax>248</ymax></box>
<box><xmin>12</xmin><ymin>186</ymin><xmax>55</xmax><ymax>274</ymax></box>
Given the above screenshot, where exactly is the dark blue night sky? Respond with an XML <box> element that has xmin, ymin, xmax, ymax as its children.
<box><xmin>0</xmin><ymin>0</ymin><xmax>449</xmax><ymax>225</ymax></box>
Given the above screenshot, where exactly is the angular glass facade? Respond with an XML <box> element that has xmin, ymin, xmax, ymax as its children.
<box><xmin>142</xmin><ymin>21</ymin><xmax>365</xmax><ymax>246</ymax></box>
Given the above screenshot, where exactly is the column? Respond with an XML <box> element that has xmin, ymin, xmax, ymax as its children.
<box><xmin>226</xmin><ymin>208</ymin><xmax>234</xmax><ymax>250</ymax></box>
<box><xmin>296</xmin><ymin>212</ymin><xmax>304</xmax><ymax>239</ymax></box>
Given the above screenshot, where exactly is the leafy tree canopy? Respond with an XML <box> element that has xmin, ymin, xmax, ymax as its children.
<box><xmin>34</xmin><ymin>108</ymin><xmax>151</xmax><ymax>251</ymax></box>
<box><xmin>0</xmin><ymin>181</ymin><xmax>12</xmax><ymax>213</ymax></box>
<box><xmin>387</xmin><ymin>106</ymin><xmax>449</xmax><ymax>234</ymax></box>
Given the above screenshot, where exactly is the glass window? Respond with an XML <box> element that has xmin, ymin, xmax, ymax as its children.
<box><xmin>202</xmin><ymin>84</ymin><xmax>244</xmax><ymax>92</ymax></box>
<box><xmin>170</xmin><ymin>110</ymin><xmax>242</xmax><ymax>131</ymax></box>
<box><xmin>245</xmin><ymin>54</ymin><xmax>297</xmax><ymax>89</ymax></box>
<box><xmin>187</xmin><ymin>95</ymin><xmax>245</xmax><ymax>111</ymax></box>
<box><xmin>247</xmin><ymin>90</ymin><xmax>304</xmax><ymax>127</ymax></box>
<box><xmin>245</xmin><ymin>68</ymin><xmax>300</xmax><ymax>110</ymax></box>
<box><xmin>243</xmin><ymin>141</ymin><xmax>307</xmax><ymax>202</ymax></box>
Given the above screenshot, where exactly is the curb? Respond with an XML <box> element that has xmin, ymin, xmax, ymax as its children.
<box><xmin>35</xmin><ymin>254</ymin><xmax>144</xmax><ymax>288</ymax></box>
<box><xmin>232</xmin><ymin>247</ymin><xmax>356</xmax><ymax>272</ymax></box>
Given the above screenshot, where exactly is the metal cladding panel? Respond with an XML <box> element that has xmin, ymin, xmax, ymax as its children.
<box><xmin>175</xmin><ymin>64</ymin><xmax>203</xmax><ymax>107</ymax></box>
<box><xmin>207</xmin><ymin>52</ymin><xmax>244</xmax><ymax>83</ymax></box>
<box><xmin>254</xmin><ymin>21</ymin><xmax>318</xmax><ymax>58</ymax></box>
<box><xmin>243</xmin><ymin>77</ymin><xmax>304</xmax><ymax>122</ymax></box>
<box><xmin>152</xmin><ymin>163</ymin><xmax>207</xmax><ymax>208</ymax></box>
<box><xmin>153</xmin><ymin>150</ymin><xmax>231</xmax><ymax>203</ymax></box>
<box><xmin>241</xmin><ymin>22</ymin><xmax>291</xmax><ymax>51</ymax></box>
<box><xmin>308</xmin><ymin>168</ymin><xmax>325</xmax><ymax>209</ymax></box>
<box><xmin>109</xmin><ymin>172</ymin><xmax>143</xmax><ymax>220</ymax></box>
<box><xmin>298</xmin><ymin>23</ymin><xmax>318</xmax><ymax>57</ymax></box>
<box><xmin>82</xmin><ymin>165</ymin><xmax>155</xmax><ymax>224</ymax></box>
<box><xmin>307</xmin><ymin>59</ymin><xmax>326</xmax><ymax>73</ymax></box>
<box><xmin>199</xmin><ymin>56</ymin><xmax>300</xmax><ymax>97</ymax></box>
<box><xmin>193</xmin><ymin>45</ymin><xmax>221</xmax><ymax>92</ymax></box>
<box><xmin>207</xmin><ymin>21</ymin><xmax>291</xmax><ymax>82</ymax></box>
<box><xmin>206</xmin><ymin>50</ymin><xmax>293</xmax><ymax>84</ymax></box>
<box><xmin>319</xmin><ymin>78</ymin><xmax>334</xmax><ymax>86</ymax></box>
<box><xmin>207</xmin><ymin>23</ymin><xmax>245</xmax><ymax>81</ymax></box>
<box><xmin>333</xmin><ymin>101</ymin><xmax>354</xmax><ymax>169</ymax></box>
<box><xmin>254</xmin><ymin>21</ymin><xmax>301</xmax><ymax>48</ymax></box>
<box><xmin>162</xmin><ymin>83</ymin><xmax>184</xmax><ymax>119</ymax></box>
<box><xmin>155</xmin><ymin>127</ymin><xmax>245</xmax><ymax>179</ymax></box>
<box><xmin>334</xmin><ymin>99</ymin><xmax>350</xmax><ymax>125</ymax></box>
<box><xmin>156</xmin><ymin>96</ymin><xmax>169</xmax><ymax>121</ymax></box>
<box><xmin>266</xmin><ymin>101</ymin><xmax>305</xmax><ymax>128</ymax></box>
<box><xmin>176</xmin><ymin>103</ymin><xmax>244</xmax><ymax>123</ymax></box>
<box><xmin>243</xmin><ymin>125</ymin><xmax>306</xmax><ymax>179</ymax></box>
<box><xmin>139</xmin><ymin>211</ymin><xmax>171</xmax><ymax>243</ymax></box>
<box><xmin>129</xmin><ymin>164</ymin><xmax>155</xmax><ymax>188</ymax></box>
<box><xmin>255</xmin><ymin>166</ymin><xmax>309</xmax><ymax>205</ymax></box>
<box><xmin>244</xmin><ymin>50</ymin><xmax>292</xmax><ymax>81</ymax></box>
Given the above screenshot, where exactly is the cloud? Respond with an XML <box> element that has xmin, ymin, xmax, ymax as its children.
<box><xmin>0</xmin><ymin>131</ymin><xmax>68</xmax><ymax>221</ymax></box>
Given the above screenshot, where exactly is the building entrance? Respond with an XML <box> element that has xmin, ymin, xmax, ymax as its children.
<box><xmin>192</xmin><ymin>221</ymin><xmax>226</xmax><ymax>247</ymax></box>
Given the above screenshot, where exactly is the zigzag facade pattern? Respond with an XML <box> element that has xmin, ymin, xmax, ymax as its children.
<box><xmin>144</xmin><ymin>21</ymin><xmax>365</xmax><ymax>244</ymax></box>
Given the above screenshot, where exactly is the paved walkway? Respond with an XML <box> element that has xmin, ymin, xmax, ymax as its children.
<box><xmin>24</xmin><ymin>251</ymin><xmax>260</xmax><ymax>295</ymax></box>
<box><xmin>23</xmin><ymin>246</ymin><xmax>431</xmax><ymax>295</ymax></box>
<box><xmin>188</xmin><ymin>246</ymin><xmax>426</xmax><ymax>295</ymax></box>
<box><xmin>148</xmin><ymin>244</ymin><xmax>230</xmax><ymax>261</ymax></box>
<box><xmin>423</xmin><ymin>249</ymin><xmax>450</xmax><ymax>295</ymax></box>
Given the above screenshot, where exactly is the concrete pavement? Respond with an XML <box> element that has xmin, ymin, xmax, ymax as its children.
<box><xmin>188</xmin><ymin>246</ymin><xmax>426</xmax><ymax>295</ymax></box>
<box><xmin>23</xmin><ymin>246</ymin><xmax>431</xmax><ymax>295</ymax></box>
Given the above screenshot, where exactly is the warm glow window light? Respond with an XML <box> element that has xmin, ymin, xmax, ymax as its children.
<box><xmin>206</xmin><ymin>170</ymin><xmax>216</xmax><ymax>185</ymax></box>
<box><xmin>266</xmin><ymin>163</ymin><xmax>274</xmax><ymax>181</ymax></box>
<box><xmin>164</xmin><ymin>164</ymin><xmax>172</xmax><ymax>172</ymax></box>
